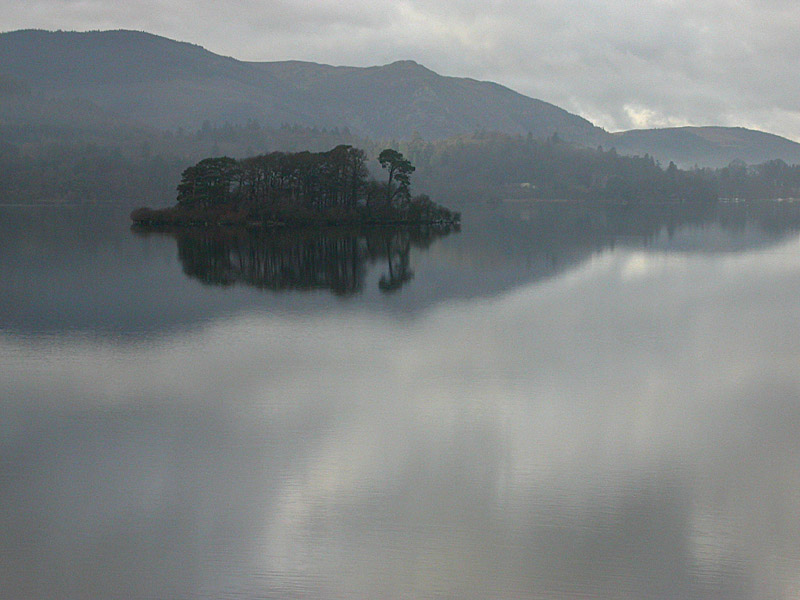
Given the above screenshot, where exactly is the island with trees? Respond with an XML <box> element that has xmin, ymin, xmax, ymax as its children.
<box><xmin>130</xmin><ymin>145</ymin><xmax>460</xmax><ymax>228</ymax></box>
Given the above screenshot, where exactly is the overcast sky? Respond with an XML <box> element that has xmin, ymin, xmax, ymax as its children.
<box><xmin>5</xmin><ymin>0</ymin><xmax>800</xmax><ymax>140</ymax></box>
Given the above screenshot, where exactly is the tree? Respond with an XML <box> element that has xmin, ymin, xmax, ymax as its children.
<box><xmin>322</xmin><ymin>144</ymin><xmax>368</xmax><ymax>208</ymax></box>
<box><xmin>176</xmin><ymin>156</ymin><xmax>239</xmax><ymax>208</ymax></box>
<box><xmin>378</xmin><ymin>149</ymin><xmax>415</xmax><ymax>204</ymax></box>
<box><xmin>144</xmin><ymin>146</ymin><xmax>461</xmax><ymax>226</ymax></box>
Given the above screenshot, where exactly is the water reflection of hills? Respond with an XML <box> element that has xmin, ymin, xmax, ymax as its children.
<box><xmin>173</xmin><ymin>226</ymin><xmax>456</xmax><ymax>295</ymax></box>
<box><xmin>4</xmin><ymin>202</ymin><xmax>800</xmax><ymax>335</ymax></box>
<box><xmin>460</xmin><ymin>200</ymin><xmax>800</xmax><ymax>264</ymax></box>
<box><xmin>409</xmin><ymin>200</ymin><xmax>800</xmax><ymax>309</ymax></box>
<box><xmin>172</xmin><ymin>202</ymin><xmax>800</xmax><ymax>297</ymax></box>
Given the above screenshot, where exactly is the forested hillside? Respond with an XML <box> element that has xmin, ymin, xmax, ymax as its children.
<box><xmin>3</xmin><ymin>29</ymin><xmax>800</xmax><ymax>205</ymax></box>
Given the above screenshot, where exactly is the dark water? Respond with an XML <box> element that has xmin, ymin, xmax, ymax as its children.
<box><xmin>2</xmin><ymin>201</ymin><xmax>800</xmax><ymax>599</ymax></box>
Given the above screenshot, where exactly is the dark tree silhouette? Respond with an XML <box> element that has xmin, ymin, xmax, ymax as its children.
<box><xmin>133</xmin><ymin>145</ymin><xmax>458</xmax><ymax>226</ymax></box>
<box><xmin>378</xmin><ymin>149</ymin><xmax>415</xmax><ymax>204</ymax></box>
<box><xmin>176</xmin><ymin>156</ymin><xmax>239</xmax><ymax>208</ymax></box>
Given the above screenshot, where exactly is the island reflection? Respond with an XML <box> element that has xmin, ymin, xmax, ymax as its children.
<box><xmin>138</xmin><ymin>225</ymin><xmax>458</xmax><ymax>295</ymax></box>
<box><xmin>6</xmin><ymin>202</ymin><xmax>800</xmax><ymax>598</ymax></box>
<box><xmin>130</xmin><ymin>199</ymin><xmax>800</xmax><ymax>300</ymax></box>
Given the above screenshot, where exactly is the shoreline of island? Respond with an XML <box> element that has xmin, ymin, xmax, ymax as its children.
<box><xmin>130</xmin><ymin>205</ymin><xmax>461</xmax><ymax>229</ymax></box>
<box><xmin>131</xmin><ymin>146</ymin><xmax>461</xmax><ymax>230</ymax></box>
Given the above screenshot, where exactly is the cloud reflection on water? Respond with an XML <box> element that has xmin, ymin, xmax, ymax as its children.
<box><xmin>2</xmin><ymin>235</ymin><xmax>800</xmax><ymax>598</ymax></box>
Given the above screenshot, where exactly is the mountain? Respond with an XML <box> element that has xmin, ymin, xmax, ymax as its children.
<box><xmin>0</xmin><ymin>89</ymin><xmax>152</xmax><ymax>144</ymax></box>
<box><xmin>0</xmin><ymin>30</ymin><xmax>318</xmax><ymax>133</ymax></box>
<box><xmin>0</xmin><ymin>73</ymin><xmax>30</xmax><ymax>96</ymax></box>
<box><xmin>611</xmin><ymin>126</ymin><xmax>800</xmax><ymax>168</ymax></box>
<box><xmin>0</xmin><ymin>29</ymin><xmax>604</xmax><ymax>142</ymax></box>
<box><xmin>252</xmin><ymin>59</ymin><xmax>606</xmax><ymax>142</ymax></box>
<box><xmin>3</xmin><ymin>29</ymin><xmax>800</xmax><ymax>168</ymax></box>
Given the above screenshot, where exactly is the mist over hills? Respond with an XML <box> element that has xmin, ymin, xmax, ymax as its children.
<box><xmin>611</xmin><ymin>126</ymin><xmax>800</xmax><ymax>168</ymax></box>
<box><xmin>0</xmin><ymin>74</ymin><xmax>151</xmax><ymax>142</ymax></box>
<box><xmin>0</xmin><ymin>29</ymin><xmax>603</xmax><ymax>143</ymax></box>
<box><xmin>2</xmin><ymin>28</ymin><xmax>800</xmax><ymax>168</ymax></box>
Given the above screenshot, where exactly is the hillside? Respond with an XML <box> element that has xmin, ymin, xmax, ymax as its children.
<box><xmin>0</xmin><ymin>90</ymin><xmax>153</xmax><ymax>146</ymax></box>
<box><xmin>612</xmin><ymin>126</ymin><xmax>800</xmax><ymax>168</ymax></box>
<box><xmin>253</xmin><ymin>59</ymin><xmax>605</xmax><ymax>142</ymax></box>
<box><xmin>0</xmin><ymin>29</ymin><xmax>604</xmax><ymax>142</ymax></box>
<box><xmin>3</xmin><ymin>29</ymin><xmax>800</xmax><ymax>168</ymax></box>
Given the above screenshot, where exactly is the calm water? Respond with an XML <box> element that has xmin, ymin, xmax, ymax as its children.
<box><xmin>2</xmin><ymin>202</ymin><xmax>800</xmax><ymax>599</ymax></box>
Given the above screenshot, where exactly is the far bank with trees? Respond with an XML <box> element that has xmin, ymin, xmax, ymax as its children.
<box><xmin>131</xmin><ymin>145</ymin><xmax>460</xmax><ymax>227</ymax></box>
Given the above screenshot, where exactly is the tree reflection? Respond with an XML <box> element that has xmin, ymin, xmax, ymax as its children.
<box><xmin>167</xmin><ymin>225</ymin><xmax>456</xmax><ymax>295</ymax></box>
<box><xmin>127</xmin><ymin>199</ymin><xmax>800</xmax><ymax>300</ymax></box>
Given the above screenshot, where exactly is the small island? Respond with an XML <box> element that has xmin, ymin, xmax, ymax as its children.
<box><xmin>131</xmin><ymin>146</ymin><xmax>460</xmax><ymax>228</ymax></box>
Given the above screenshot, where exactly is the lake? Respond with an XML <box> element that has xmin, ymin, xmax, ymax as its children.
<box><xmin>2</xmin><ymin>201</ymin><xmax>800</xmax><ymax>599</ymax></box>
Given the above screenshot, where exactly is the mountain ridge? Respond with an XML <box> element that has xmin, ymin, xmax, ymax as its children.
<box><xmin>0</xmin><ymin>29</ymin><xmax>604</xmax><ymax>142</ymax></box>
<box><xmin>2</xmin><ymin>29</ymin><xmax>800</xmax><ymax>167</ymax></box>
<box><xmin>612</xmin><ymin>126</ymin><xmax>800</xmax><ymax>167</ymax></box>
